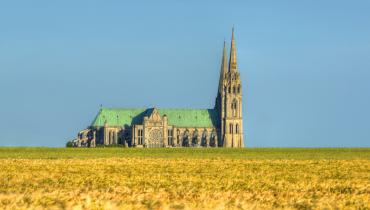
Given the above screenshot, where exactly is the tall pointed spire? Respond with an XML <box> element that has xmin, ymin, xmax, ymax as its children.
<box><xmin>229</xmin><ymin>27</ymin><xmax>238</xmax><ymax>72</ymax></box>
<box><xmin>218</xmin><ymin>40</ymin><xmax>228</xmax><ymax>93</ymax></box>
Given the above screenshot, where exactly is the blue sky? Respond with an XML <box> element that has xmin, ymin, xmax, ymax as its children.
<box><xmin>0</xmin><ymin>0</ymin><xmax>369</xmax><ymax>147</ymax></box>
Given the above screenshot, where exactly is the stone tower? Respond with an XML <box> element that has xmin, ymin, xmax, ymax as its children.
<box><xmin>74</xmin><ymin>28</ymin><xmax>245</xmax><ymax>148</ymax></box>
<box><xmin>216</xmin><ymin>28</ymin><xmax>244</xmax><ymax>148</ymax></box>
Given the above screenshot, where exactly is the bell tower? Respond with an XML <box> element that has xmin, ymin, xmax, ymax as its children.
<box><xmin>216</xmin><ymin>28</ymin><xmax>244</xmax><ymax>148</ymax></box>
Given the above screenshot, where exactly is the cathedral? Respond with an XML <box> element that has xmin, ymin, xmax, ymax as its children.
<box><xmin>73</xmin><ymin>29</ymin><xmax>245</xmax><ymax>148</ymax></box>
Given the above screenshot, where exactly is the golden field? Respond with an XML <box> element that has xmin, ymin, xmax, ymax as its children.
<box><xmin>0</xmin><ymin>148</ymin><xmax>369</xmax><ymax>210</ymax></box>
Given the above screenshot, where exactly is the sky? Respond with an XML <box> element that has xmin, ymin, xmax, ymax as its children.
<box><xmin>0</xmin><ymin>0</ymin><xmax>369</xmax><ymax>147</ymax></box>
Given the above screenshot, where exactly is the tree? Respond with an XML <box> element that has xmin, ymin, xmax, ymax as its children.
<box><xmin>66</xmin><ymin>141</ymin><xmax>73</xmax><ymax>148</ymax></box>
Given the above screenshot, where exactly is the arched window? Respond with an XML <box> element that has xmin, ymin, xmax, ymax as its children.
<box><xmin>201</xmin><ymin>130</ymin><xmax>208</xmax><ymax>146</ymax></box>
<box><xmin>109</xmin><ymin>132</ymin><xmax>112</xmax><ymax>144</ymax></box>
<box><xmin>183</xmin><ymin>130</ymin><xmax>190</xmax><ymax>147</ymax></box>
<box><xmin>210</xmin><ymin>130</ymin><xmax>217</xmax><ymax>147</ymax></box>
<box><xmin>112</xmin><ymin>132</ymin><xmax>115</xmax><ymax>144</ymax></box>
<box><xmin>138</xmin><ymin>129</ymin><xmax>143</xmax><ymax>145</ymax></box>
<box><xmin>236</xmin><ymin>124</ymin><xmax>239</xmax><ymax>134</ymax></box>
<box><xmin>233</xmin><ymin>86</ymin><xmax>236</xmax><ymax>93</ymax></box>
<box><xmin>229</xmin><ymin>123</ymin><xmax>233</xmax><ymax>134</ymax></box>
<box><xmin>228</xmin><ymin>87</ymin><xmax>231</xmax><ymax>93</ymax></box>
<box><xmin>232</xmin><ymin>99</ymin><xmax>238</xmax><ymax>117</ymax></box>
<box><xmin>237</xmin><ymin>85</ymin><xmax>240</xmax><ymax>93</ymax></box>
<box><xmin>168</xmin><ymin>129</ymin><xmax>173</xmax><ymax>145</ymax></box>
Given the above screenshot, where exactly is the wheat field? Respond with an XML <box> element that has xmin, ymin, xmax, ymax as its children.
<box><xmin>0</xmin><ymin>148</ymin><xmax>369</xmax><ymax>209</ymax></box>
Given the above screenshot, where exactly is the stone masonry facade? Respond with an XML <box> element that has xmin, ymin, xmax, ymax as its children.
<box><xmin>73</xmin><ymin>29</ymin><xmax>244</xmax><ymax>148</ymax></box>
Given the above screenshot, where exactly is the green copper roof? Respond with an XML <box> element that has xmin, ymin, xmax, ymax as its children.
<box><xmin>91</xmin><ymin>108</ymin><xmax>218</xmax><ymax>128</ymax></box>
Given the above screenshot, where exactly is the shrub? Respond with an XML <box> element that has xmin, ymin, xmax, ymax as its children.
<box><xmin>65</xmin><ymin>141</ymin><xmax>73</xmax><ymax>148</ymax></box>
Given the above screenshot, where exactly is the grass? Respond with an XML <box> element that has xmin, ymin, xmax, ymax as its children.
<box><xmin>0</xmin><ymin>147</ymin><xmax>369</xmax><ymax>159</ymax></box>
<box><xmin>0</xmin><ymin>148</ymin><xmax>369</xmax><ymax>209</ymax></box>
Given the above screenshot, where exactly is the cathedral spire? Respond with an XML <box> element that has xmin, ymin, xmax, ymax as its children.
<box><xmin>229</xmin><ymin>27</ymin><xmax>238</xmax><ymax>72</ymax></box>
<box><xmin>218</xmin><ymin>40</ymin><xmax>228</xmax><ymax>93</ymax></box>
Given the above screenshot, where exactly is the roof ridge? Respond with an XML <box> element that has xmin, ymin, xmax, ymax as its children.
<box><xmin>102</xmin><ymin>107</ymin><xmax>214</xmax><ymax>109</ymax></box>
<box><xmin>91</xmin><ymin>108</ymin><xmax>218</xmax><ymax>127</ymax></box>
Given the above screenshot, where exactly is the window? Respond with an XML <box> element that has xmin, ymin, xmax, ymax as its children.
<box><xmin>236</xmin><ymin>124</ymin><xmax>239</xmax><ymax>134</ymax></box>
<box><xmin>138</xmin><ymin>129</ymin><xmax>143</xmax><ymax>145</ymax></box>
<box><xmin>183</xmin><ymin>130</ymin><xmax>190</xmax><ymax>147</ymax></box>
<box><xmin>210</xmin><ymin>130</ymin><xmax>217</xmax><ymax>147</ymax></box>
<box><xmin>112</xmin><ymin>132</ymin><xmax>115</xmax><ymax>144</ymax></box>
<box><xmin>109</xmin><ymin>132</ymin><xmax>112</xmax><ymax>144</ymax></box>
<box><xmin>177</xmin><ymin>129</ymin><xmax>180</xmax><ymax>145</ymax></box>
<box><xmin>237</xmin><ymin>85</ymin><xmax>240</xmax><ymax>93</ymax></box>
<box><xmin>168</xmin><ymin>129</ymin><xmax>173</xmax><ymax>145</ymax></box>
<box><xmin>111</xmin><ymin>132</ymin><xmax>117</xmax><ymax>144</ymax></box>
<box><xmin>192</xmin><ymin>130</ymin><xmax>198</xmax><ymax>146</ymax></box>
<box><xmin>232</xmin><ymin>99</ymin><xmax>238</xmax><ymax>117</ymax></box>
<box><xmin>233</xmin><ymin>86</ymin><xmax>236</xmax><ymax>93</ymax></box>
<box><xmin>229</xmin><ymin>123</ymin><xmax>233</xmax><ymax>134</ymax></box>
<box><xmin>228</xmin><ymin>87</ymin><xmax>231</xmax><ymax>93</ymax></box>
